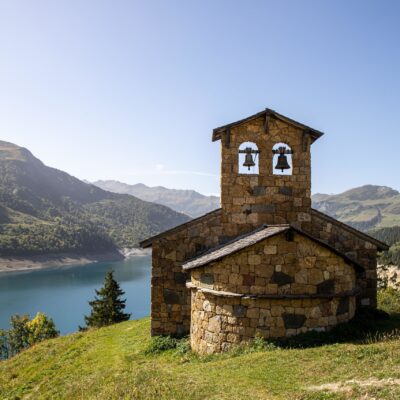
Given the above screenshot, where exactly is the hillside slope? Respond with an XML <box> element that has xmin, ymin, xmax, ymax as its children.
<box><xmin>92</xmin><ymin>180</ymin><xmax>220</xmax><ymax>218</ymax></box>
<box><xmin>312</xmin><ymin>185</ymin><xmax>400</xmax><ymax>231</ymax></box>
<box><xmin>0</xmin><ymin>141</ymin><xmax>190</xmax><ymax>256</ymax></box>
<box><xmin>1</xmin><ymin>318</ymin><xmax>400</xmax><ymax>399</ymax></box>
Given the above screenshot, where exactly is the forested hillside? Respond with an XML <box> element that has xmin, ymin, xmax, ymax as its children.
<box><xmin>0</xmin><ymin>141</ymin><xmax>190</xmax><ymax>256</ymax></box>
<box><xmin>370</xmin><ymin>226</ymin><xmax>400</xmax><ymax>266</ymax></box>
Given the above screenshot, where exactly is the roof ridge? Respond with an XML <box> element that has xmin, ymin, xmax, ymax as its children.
<box><xmin>182</xmin><ymin>225</ymin><xmax>290</xmax><ymax>270</ymax></box>
<box><xmin>310</xmin><ymin>208</ymin><xmax>389</xmax><ymax>251</ymax></box>
<box><xmin>212</xmin><ymin>108</ymin><xmax>324</xmax><ymax>143</ymax></box>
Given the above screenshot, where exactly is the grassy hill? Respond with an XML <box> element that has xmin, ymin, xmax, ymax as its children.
<box><xmin>92</xmin><ymin>180</ymin><xmax>221</xmax><ymax>218</ymax></box>
<box><xmin>0</xmin><ymin>141</ymin><xmax>190</xmax><ymax>256</ymax></box>
<box><xmin>1</xmin><ymin>316</ymin><xmax>400</xmax><ymax>400</ymax></box>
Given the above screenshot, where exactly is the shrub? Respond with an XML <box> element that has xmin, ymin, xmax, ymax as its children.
<box><xmin>378</xmin><ymin>287</ymin><xmax>400</xmax><ymax>315</ymax></box>
<box><xmin>0</xmin><ymin>312</ymin><xmax>59</xmax><ymax>359</ymax></box>
<box><xmin>175</xmin><ymin>338</ymin><xmax>191</xmax><ymax>355</ymax></box>
<box><xmin>26</xmin><ymin>312</ymin><xmax>59</xmax><ymax>345</ymax></box>
<box><xmin>145</xmin><ymin>336</ymin><xmax>178</xmax><ymax>354</ymax></box>
<box><xmin>244</xmin><ymin>335</ymin><xmax>279</xmax><ymax>353</ymax></box>
<box><xmin>0</xmin><ymin>329</ymin><xmax>10</xmax><ymax>360</ymax></box>
<box><xmin>145</xmin><ymin>336</ymin><xmax>191</xmax><ymax>355</ymax></box>
<box><xmin>7</xmin><ymin>314</ymin><xmax>30</xmax><ymax>355</ymax></box>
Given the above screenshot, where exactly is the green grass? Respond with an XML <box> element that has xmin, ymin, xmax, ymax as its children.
<box><xmin>1</xmin><ymin>316</ymin><xmax>400</xmax><ymax>400</ymax></box>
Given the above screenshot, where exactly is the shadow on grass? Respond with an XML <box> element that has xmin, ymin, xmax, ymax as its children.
<box><xmin>144</xmin><ymin>308</ymin><xmax>400</xmax><ymax>359</ymax></box>
<box><xmin>270</xmin><ymin>307</ymin><xmax>400</xmax><ymax>349</ymax></box>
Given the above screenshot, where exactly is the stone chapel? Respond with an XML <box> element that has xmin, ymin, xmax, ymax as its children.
<box><xmin>140</xmin><ymin>108</ymin><xmax>388</xmax><ymax>354</ymax></box>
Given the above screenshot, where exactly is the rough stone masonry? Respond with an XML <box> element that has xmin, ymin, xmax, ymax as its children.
<box><xmin>141</xmin><ymin>108</ymin><xmax>388</xmax><ymax>354</ymax></box>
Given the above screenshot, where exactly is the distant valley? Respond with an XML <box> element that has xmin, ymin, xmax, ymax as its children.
<box><xmin>92</xmin><ymin>180</ymin><xmax>220</xmax><ymax>218</ymax></box>
<box><xmin>0</xmin><ymin>141</ymin><xmax>190</xmax><ymax>259</ymax></box>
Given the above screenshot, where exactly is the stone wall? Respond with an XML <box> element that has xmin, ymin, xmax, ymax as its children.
<box><xmin>151</xmin><ymin>209</ymin><xmax>378</xmax><ymax>338</ymax></box>
<box><xmin>189</xmin><ymin>231</ymin><xmax>357</xmax><ymax>353</ymax></box>
<box><xmin>221</xmin><ymin>116</ymin><xmax>312</xmax><ymax>238</ymax></box>
<box><xmin>191</xmin><ymin>232</ymin><xmax>356</xmax><ymax>296</ymax></box>
<box><xmin>150</xmin><ymin>210</ymin><xmax>222</xmax><ymax>336</ymax></box>
<box><xmin>310</xmin><ymin>210</ymin><xmax>378</xmax><ymax>307</ymax></box>
<box><xmin>190</xmin><ymin>292</ymin><xmax>356</xmax><ymax>355</ymax></box>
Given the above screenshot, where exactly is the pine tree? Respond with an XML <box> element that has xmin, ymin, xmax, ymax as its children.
<box><xmin>84</xmin><ymin>270</ymin><xmax>131</xmax><ymax>328</ymax></box>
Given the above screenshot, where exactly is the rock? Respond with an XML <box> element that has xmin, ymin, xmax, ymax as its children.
<box><xmin>336</xmin><ymin>297</ymin><xmax>349</xmax><ymax>315</ymax></box>
<box><xmin>208</xmin><ymin>316</ymin><xmax>222</xmax><ymax>333</ymax></box>
<box><xmin>163</xmin><ymin>289</ymin><xmax>181</xmax><ymax>305</ymax></box>
<box><xmin>271</xmin><ymin>271</ymin><xmax>294</xmax><ymax>286</ymax></box>
<box><xmin>282</xmin><ymin>313</ymin><xmax>306</xmax><ymax>329</ymax></box>
<box><xmin>317</xmin><ymin>279</ymin><xmax>335</xmax><ymax>295</ymax></box>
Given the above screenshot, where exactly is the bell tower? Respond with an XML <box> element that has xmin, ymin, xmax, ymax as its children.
<box><xmin>212</xmin><ymin>109</ymin><xmax>324</xmax><ymax>237</ymax></box>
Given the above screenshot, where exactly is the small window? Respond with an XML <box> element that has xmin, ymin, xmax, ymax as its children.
<box><xmin>272</xmin><ymin>143</ymin><xmax>293</xmax><ymax>175</ymax></box>
<box><xmin>238</xmin><ymin>142</ymin><xmax>259</xmax><ymax>174</ymax></box>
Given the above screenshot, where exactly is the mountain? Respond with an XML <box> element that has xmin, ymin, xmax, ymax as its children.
<box><xmin>93</xmin><ymin>181</ymin><xmax>400</xmax><ymax>231</ymax></box>
<box><xmin>0</xmin><ymin>141</ymin><xmax>190</xmax><ymax>256</ymax></box>
<box><xmin>312</xmin><ymin>185</ymin><xmax>400</xmax><ymax>231</ymax></box>
<box><xmin>92</xmin><ymin>180</ymin><xmax>220</xmax><ymax>218</ymax></box>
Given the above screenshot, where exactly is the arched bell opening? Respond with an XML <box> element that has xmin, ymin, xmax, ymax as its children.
<box><xmin>272</xmin><ymin>143</ymin><xmax>293</xmax><ymax>175</ymax></box>
<box><xmin>238</xmin><ymin>142</ymin><xmax>259</xmax><ymax>174</ymax></box>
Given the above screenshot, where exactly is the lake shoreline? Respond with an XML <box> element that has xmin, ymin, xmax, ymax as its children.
<box><xmin>0</xmin><ymin>248</ymin><xmax>151</xmax><ymax>273</ymax></box>
<box><xmin>0</xmin><ymin>254</ymin><xmax>151</xmax><ymax>334</ymax></box>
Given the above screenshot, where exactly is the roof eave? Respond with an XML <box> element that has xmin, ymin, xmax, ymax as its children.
<box><xmin>212</xmin><ymin>108</ymin><xmax>324</xmax><ymax>143</ymax></box>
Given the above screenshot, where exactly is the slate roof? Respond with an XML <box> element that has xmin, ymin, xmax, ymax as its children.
<box><xmin>182</xmin><ymin>225</ymin><xmax>289</xmax><ymax>270</ymax></box>
<box><xmin>182</xmin><ymin>224</ymin><xmax>365</xmax><ymax>272</ymax></box>
<box><xmin>212</xmin><ymin>108</ymin><xmax>324</xmax><ymax>143</ymax></box>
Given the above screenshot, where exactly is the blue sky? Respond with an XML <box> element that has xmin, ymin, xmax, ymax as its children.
<box><xmin>1</xmin><ymin>1</ymin><xmax>399</xmax><ymax>196</ymax></box>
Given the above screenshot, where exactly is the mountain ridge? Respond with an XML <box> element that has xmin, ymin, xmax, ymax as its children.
<box><xmin>311</xmin><ymin>184</ymin><xmax>400</xmax><ymax>231</ymax></box>
<box><xmin>92</xmin><ymin>179</ymin><xmax>400</xmax><ymax>232</ymax></box>
<box><xmin>1</xmin><ymin>140</ymin><xmax>399</xmax><ymax>262</ymax></box>
<box><xmin>92</xmin><ymin>179</ymin><xmax>220</xmax><ymax>218</ymax></box>
<box><xmin>0</xmin><ymin>141</ymin><xmax>190</xmax><ymax>257</ymax></box>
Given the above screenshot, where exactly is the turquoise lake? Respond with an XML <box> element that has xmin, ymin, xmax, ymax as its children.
<box><xmin>0</xmin><ymin>255</ymin><xmax>151</xmax><ymax>334</ymax></box>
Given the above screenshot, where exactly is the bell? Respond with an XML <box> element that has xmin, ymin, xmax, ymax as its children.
<box><xmin>275</xmin><ymin>147</ymin><xmax>291</xmax><ymax>172</ymax></box>
<box><xmin>243</xmin><ymin>148</ymin><xmax>255</xmax><ymax>170</ymax></box>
